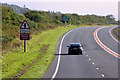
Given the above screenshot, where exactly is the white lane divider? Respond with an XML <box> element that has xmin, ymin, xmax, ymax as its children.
<box><xmin>96</xmin><ymin>68</ymin><xmax>99</xmax><ymax>70</ymax></box>
<box><xmin>86</xmin><ymin>55</ymin><xmax>88</xmax><ymax>57</ymax></box>
<box><xmin>86</xmin><ymin>54</ymin><xmax>105</xmax><ymax>78</ymax></box>
<box><xmin>51</xmin><ymin>29</ymin><xmax>76</xmax><ymax>80</ymax></box>
<box><xmin>94</xmin><ymin>26</ymin><xmax>120</xmax><ymax>59</ymax></box>
<box><xmin>101</xmin><ymin>74</ymin><xmax>105</xmax><ymax>78</ymax></box>
<box><xmin>92</xmin><ymin>62</ymin><xmax>95</xmax><ymax>65</ymax></box>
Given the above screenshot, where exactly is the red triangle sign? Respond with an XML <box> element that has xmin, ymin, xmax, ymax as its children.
<box><xmin>20</xmin><ymin>20</ymin><xmax>30</xmax><ymax>29</ymax></box>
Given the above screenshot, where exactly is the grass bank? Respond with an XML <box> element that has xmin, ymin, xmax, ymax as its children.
<box><xmin>111</xmin><ymin>27</ymin><xmax>120</xmax><ymax>42</ymax></box>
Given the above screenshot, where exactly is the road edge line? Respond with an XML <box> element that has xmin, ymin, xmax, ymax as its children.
<box><xmin>109</xmin><ymin>27</ymin><xmax>120</xmax><ymax>43</ymax></box>
<box><xmin>51</xmin><ymin>29</ymin><xmax>76</xmax><ymax>79</ymax></box>
<box><xmin>94</xmin><ymin>26</ymin><xmax>120</xmax><ymax>59</ymax></box>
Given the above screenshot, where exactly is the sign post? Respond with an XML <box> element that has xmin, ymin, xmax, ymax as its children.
<box><xmin>65</xmin><ymin>21</ymin><xmax>66</xmax><ymax>27</ymax></box>
<box><xmin>63</xmin><ymin>16</ymin><xmax>69</xmax><ymax>27</ymax></box>
<box><xmin>20</xmin><ymin>20</ymin><xmax>30</xmax><ymax>52</ymax></box>
<box><xmin>24</xmin><ymin>40</ymin><xmax>26</xmax><ymax>52</ymax></box>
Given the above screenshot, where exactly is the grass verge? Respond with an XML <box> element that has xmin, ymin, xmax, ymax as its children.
<box><xmin>111</xmin><ymin>27</ymin><xmax>120</xmax><ymax>42</ymax></box>
<box><xmin>2</xmin><ymin>25</ymin><xmax>79</xmax><ymax>78</ymax></box>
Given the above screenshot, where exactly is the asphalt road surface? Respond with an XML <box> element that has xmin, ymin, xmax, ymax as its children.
<box><xmin>43</xmin><ymin>26</ymin><xmax>119</xmax><ymax>79</ymax></box>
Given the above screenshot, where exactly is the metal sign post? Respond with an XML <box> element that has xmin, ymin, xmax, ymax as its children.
<box><xmin>20</xmin><ymin>20</ymin><xmax>30</xmax><ymax>52</ymax></box>
<box><xmin>24</xmin><ymin>40</ymin><xmax>26</xmax><ymax>52</ymax></box>
<box><xmin>65</xmin><ymin>21</ymin><xmax>66</xmax><ymax>27</ymax></box>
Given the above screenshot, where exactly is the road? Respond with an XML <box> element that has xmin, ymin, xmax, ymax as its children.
<box><xmin>43</xmin><ymin>26</ymin><xmax>119</xmax><ymax>79</ymax></box>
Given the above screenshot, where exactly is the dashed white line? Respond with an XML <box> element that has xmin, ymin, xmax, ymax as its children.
<box><xmin>86</xmin><ymin>55</ymin><xmax>88</xmax><ymax>57</ymax></box>
<box><xmin>96</xmin><ymin>68</ymin><xmax>99</xmax><ymax>70</ymax></box>
<box><xmin>92</xmin><ymin>62</ymin><xmax>95</xmax><ymax>65</ymax></box>
<box><xmin>89</xmin><ymin>59</ymin><xmax>91</xmax><ymax>61</ymax></box>
<box><xmin>101</xmin><ymin>74</ymin><xmax>105</xmax><ymax>78</ymax></box>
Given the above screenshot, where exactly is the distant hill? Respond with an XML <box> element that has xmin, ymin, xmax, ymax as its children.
<box><xmin>2</xmin><ymin>3</ymin><xmax>30</xmax><ymax>14</ymax></box>
<box><xmin>2</xmin><ymin>3</ymin><xmax>117</xmax><ymax>51</ymax></box>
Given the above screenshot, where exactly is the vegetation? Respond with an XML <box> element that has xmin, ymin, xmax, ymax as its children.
<box><xmin>2</xmin><ymin>25</ymin><xmax>79</xmax><ymax>78</ymax></box>
<box><xmin>1</xmin><ymin>3</ymin><xmax>29</xmax><ymax>14</ymax></box>
<box><xmin>1</xmin><ymin>3</ymin><xmax>117</xmax><ymax>79</ymax></box>
<box><xmin>24</xmin><ymin>11</ymin><xmax>117</xmax><ymax>25</ymax></box>
<box><xmin>112</xmin><ymin>27</ymin><xmax>120</xmax><ymax>41</ymax></box>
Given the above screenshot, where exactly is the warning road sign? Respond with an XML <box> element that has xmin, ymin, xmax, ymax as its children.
<box><xmin>20</xmin><ymin>20</ymin><xmax>30</xmax><ymax>29</ymax></box>
<box><xmin>20</xmin><ymin>20</ymin><xmax>30</xmax><ymax>40</ymax></box>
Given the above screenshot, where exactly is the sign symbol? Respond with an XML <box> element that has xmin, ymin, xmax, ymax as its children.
<box><xmin>24</xmin><ymin>23</ymin><xmax>26</xmax><ymax>28</ymax></box>
<box><xmin>20</xmin><ymin>20</ymin><xmax>30</xmax><ymax>52</ymax></box>
<box><xmin>20</xmin><ymin>20</ymin><xmax>30</xmax><ymax>29</ymax></box>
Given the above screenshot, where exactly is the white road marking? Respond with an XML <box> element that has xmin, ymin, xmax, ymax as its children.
<box><xmin>86</xmin><ymin>55</ymin><xmax>88</xmax><ymax>57</ymax></box>
<box><xmin>81</xmin><ymin>47</ymin><xmax>84</xmax><ymax>51</ymax></box>
<box><xmin>109</xmin><ymin>27</ymin><xmax>120</xmax><ymax>43</ymax></box>
<box><xmin>94</xmin><ymin>26</ymin><xmax>120</xmax><ymax>59</ymax></box>
<box><xmin>96</xmin><ymin>68</ymin><xmax>99</xmax><ymax>70</ymax></box>
<box><xmin>89</xmin><ymin>59</ymin><xmax>91</xmax><ymax>61</ymax></box>
<box><xmin>92</xmin><ymin>62</ymin><xmax>95</xmax><ymax>65</ymax></box>
<box><xmin>101</xmin><ymin>74</ymin><xmax>105</xmax><ymax>78</ymax></box>
<box><xmin>51</xmin><ymin>29</ymin><xmax>76</xmax><ymax>80</ymax></box>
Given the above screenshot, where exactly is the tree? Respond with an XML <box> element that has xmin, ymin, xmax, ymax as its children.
<box><xmin>106</xmin><ymin>14</ymin><xmax>115</xmax><ymax>19</ymax></box>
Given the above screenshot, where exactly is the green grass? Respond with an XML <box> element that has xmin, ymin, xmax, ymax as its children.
<box><xmin>112</xmin><ymin>27</ymin><xmax>120</xmax><ymax>41</ymax></box>
<box><xmin>2</xmin><ymin>25</ymin><xmax>113</xmax><ymax>78</ymax></box>
<box><xmin>2</xmin><ymin>25</ymin><xmax>80</xmax><ymax>78</ymax></box>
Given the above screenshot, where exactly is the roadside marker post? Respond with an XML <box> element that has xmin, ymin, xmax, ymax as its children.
<box><xmin>20</xmin><ymin>20</ymin><xmax>30</xmax><ymax>52</ymax></box>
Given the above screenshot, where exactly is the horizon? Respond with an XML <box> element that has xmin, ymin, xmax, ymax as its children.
<box><xmin>1</xmin><ymin>2</ymin><xmax>118</xmax><ymax>20</ymax></box>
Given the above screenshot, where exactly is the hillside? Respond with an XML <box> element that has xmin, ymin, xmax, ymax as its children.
<box><xmin>2</xmin><ymin>4</ymin><xmax>117</xmax><ymax>54</ymax></box>
<box><xmin>2</xmin><ymin>3</ymin><xmax>29</xmax><ymax>14</ymax></box>
<box><xmin>24</xmin><ymin>10</ymin><xmax>117</xmax><ymax>25</ymax></box>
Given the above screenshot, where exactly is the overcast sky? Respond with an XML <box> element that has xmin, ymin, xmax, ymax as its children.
<box><xmin>1</xmin><ymin>0</ymin><xmax>119</xmax><ymax>20</ymax></box>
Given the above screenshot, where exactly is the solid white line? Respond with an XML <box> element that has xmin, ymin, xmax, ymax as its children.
<box><xmin>51</xmin><ymin>29</ymin><xmax>76</xmax><ymax>80</ymax></box>
<box><xmin>109</xmin><ymin>27</ymin><xmax>120</xmax><ymax>43</ymax></box>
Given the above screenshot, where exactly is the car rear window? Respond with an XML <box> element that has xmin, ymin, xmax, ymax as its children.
<box><xmin>70</xmin><ymin>44</ymin><xmax>80</xmax><ymax>47</ymax></box>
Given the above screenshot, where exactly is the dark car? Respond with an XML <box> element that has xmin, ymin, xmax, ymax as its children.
<box><xmin>67</xmin><ymin>43</ymin><xmax>83</xmax><ymax>55</ymax></box>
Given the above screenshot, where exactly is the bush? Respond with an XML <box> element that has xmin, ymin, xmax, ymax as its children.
<box><xmin>2</xmin><ymin>35</ymin><xmax>12</xmax><ymax>43</ymax></box>
<box><xmin>37</xmin><ymin>23</ymin><xmax>46</xmax><ymax>29</ymax></box>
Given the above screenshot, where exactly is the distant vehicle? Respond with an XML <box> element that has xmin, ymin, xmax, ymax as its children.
<box><xmin>67</xmin><ymin>43</ymin><xmax>83</xmax><ymax>55</ymax></box>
